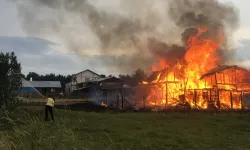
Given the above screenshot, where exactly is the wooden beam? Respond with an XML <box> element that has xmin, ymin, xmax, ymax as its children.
<box><xmin>165</xmin><ymin>82</ymin><xmax>168</xmax><ymax>109</ymax></box>
<box><xmin>122</xmin><ymin>95</ymin><xmax>124</xmax><ymax>109</ymax></box>
<box><xmin>209</xmin><ymin>89</ymin><xmax>212</xmax><ymax>104</ymax></box>
<box><xmin>194</xmin><ymin>89</ymin><xmax>197</xmax><ymax>107</ymax></box>
<box><xmin>215</xmin><ymin>73</ymin><xmax>221</xmax><ymax>109</ymax></box>
<box><xmin>143</xmin><ymin>95</ymin><xmax>146</xmax><ymax>109</ymax></box>
<box><xmin>107</xmin><ymin>91</ymin><xmax>109</xmax><ymax>106</ymax></box>
<box><xmin>223</xmin><ymin>73</ymin><xmax>225</xmax><ymax>84</ymax></box>
<box><xmin>241</xmin><ymin>91</ymin><xmax>243</xmax><ymax>110</ymax></box>
<box><xmin>230</xmin><ymin>91</ymin><xmax>233</xmax><ymax>109</ymax></box>
<box><xmin>155</xmin><ymin>94</ymin><xmax>157</xmax><ymax>107</ymax></box>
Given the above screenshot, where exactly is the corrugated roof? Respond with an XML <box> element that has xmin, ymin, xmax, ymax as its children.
<box><xmin>22</xmin><ymin>80</ymin><xmax>61</xmax><ymax>88</ymax></box>
<box><xmin>200</xmin><ymin>65</ymin><xmax>241</xmax><ymax>79</ymax></box>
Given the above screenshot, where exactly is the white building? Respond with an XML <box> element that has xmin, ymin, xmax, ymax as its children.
<box><xmin>65</xmin><ymin>69</ymin><xmax>102</xmax><ymax>95</ymax></box>
<box><xmin>73</xmin><ymin>69</ymin><xmax>101</xmax><ymax>83</ymax></box>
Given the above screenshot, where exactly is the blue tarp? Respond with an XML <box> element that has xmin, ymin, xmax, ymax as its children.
<box><xmin>17</xmin><ymin>88</ymin><xmax>38</xmax><ymax>93</ymax></box>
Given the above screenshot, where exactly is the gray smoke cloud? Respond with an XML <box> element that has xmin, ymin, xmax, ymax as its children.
<box><xmin>13</xmin><ymin>0</ymin><xmax>239</xmax><ymax>73</ymax></box>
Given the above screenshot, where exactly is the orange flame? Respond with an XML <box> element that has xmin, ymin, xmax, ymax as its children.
<box><xmin>141</xmin><ymin>26</ymin><xmax>249</xmax><ymax>110</ymax></box>
<box><xmin>101</xmin><ymin>102</ymin><xmax>107</xmax><ymax>107</ymax></box>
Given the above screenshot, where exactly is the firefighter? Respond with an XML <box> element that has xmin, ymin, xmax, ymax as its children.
<box><xmin>45</xmin><ymin>95</ymin><xmax>55</xmax><ymax>121</ymax></box>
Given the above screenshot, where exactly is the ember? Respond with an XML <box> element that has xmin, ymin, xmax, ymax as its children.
<box><xmin>138</xmin><ymin>26</ymin><xmax>250</xmax><ymax>110</ymax></box>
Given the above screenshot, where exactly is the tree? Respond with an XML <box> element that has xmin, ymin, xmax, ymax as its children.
<box><xmin>119</xmin><ymin>68</ymin><xmax>147</xmax><ymax>86</ymax></box>
<box><xmin>100</xmin><ymin>74</ymin><xmax>106</xmax><ymax>78</ymax></box>
<box><xmin>26</xmin><ymin>72</ymin><xmax>40</xmax><ymax>81</ymax></box>
<box><xmin>131</xmin><ymin>68</ymin><xmax>147</xmax><ymax>85</ymax></box>
<box><xmin>119</xmin><ymin>74</ymin><xmax>133</xmax><ymax>85</ymax></box>
<box><xmin>25</xmin><ymin>72</ymin><xmax>72</xmax><ymax>92</ymax></box>
<box><xmin>0</xmin><ymin>52</ymin><xmax>22</xmax><ymax>108</ymax></box>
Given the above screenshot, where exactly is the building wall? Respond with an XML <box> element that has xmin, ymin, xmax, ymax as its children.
<box><xmin>74</xmin><ymin>70</ymin><xmax>101</xmax><ymax>84</ymax></box>
<box><xmin>65</xmin><ymin>82</ymin><xmax>76</xmax><ymax>95</ymax></box>
<box><xmin>19</xmin><ymin>87</ymin><xmax>62</xmax><ymax>98</ymax></box>
<box><xmin>65</xmin><ymin>70</ymin><xmax>101</xmax><ymax>96</ymax></box>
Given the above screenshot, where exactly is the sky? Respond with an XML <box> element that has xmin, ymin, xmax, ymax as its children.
<box><xmin>0</xmin><ymin>0</ymin><xmax>250</xmax><ymax>76</ymax></box>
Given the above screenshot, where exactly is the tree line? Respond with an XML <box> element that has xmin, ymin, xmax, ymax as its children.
<box><xmin>24</xmin><ymin>72</ymin><xmax>71</xmax><ymax>91</ymax></box>
<box><xmin>25</xmin><ymin>68</ymin><xmax>148</xmax><ymax>88</ymax></box>
<box><xmin>0</xmin><ymin>51</ymin><xmax>148</xmax><ymax>109</ymax></box>
<box><xmin>119</xmin><ymin>68</ymin><xmax>147</xmax><ymax>86</ymax></box>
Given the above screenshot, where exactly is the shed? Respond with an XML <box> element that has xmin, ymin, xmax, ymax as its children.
<box><xmin>18</xmin><ymin>79</ymin><xmax>62</xmax><ymax>98</ymax></box>
<box><xmin>74</xmin><ymin>77</ymin><xmax>124</xmax><ymax>107</ymax></box>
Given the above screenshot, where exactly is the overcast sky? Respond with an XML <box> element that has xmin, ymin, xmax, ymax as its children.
<box><xmin>0</xmin><ymin>0</ymin><xmax>250</xmax><ymax>76</ymax></box>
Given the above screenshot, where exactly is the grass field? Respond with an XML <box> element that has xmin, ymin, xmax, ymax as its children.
<box><xmin>1</xmin><ymin>106</ymin><xmax>250</xmax><ymax>150</ymax></box>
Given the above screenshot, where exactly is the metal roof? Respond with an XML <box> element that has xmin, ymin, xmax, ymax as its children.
<box><xmin>22</xmin><ymin>80</ymin><xmax>62</xmax><ymax>88</ymax></box>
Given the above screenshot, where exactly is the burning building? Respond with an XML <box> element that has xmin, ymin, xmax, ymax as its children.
<box><xmin>134</xmin><ymin>26</ymin><xmax>250</xmax><ymax>111</ymax></box>
<box><xmin>14</xmin><ymin>0</ymin><xmax>246</xmax><ymax>110</ymax></box>
<box><xmin>135</xmin><ymin>64</ymin><xmax>250</xmax><ymax>111</ymax></box>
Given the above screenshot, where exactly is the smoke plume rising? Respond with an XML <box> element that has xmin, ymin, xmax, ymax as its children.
<box><xmin>13</xmin><ymin>0</ymin><xmax>239</xmax><ymax>74</ymax></box>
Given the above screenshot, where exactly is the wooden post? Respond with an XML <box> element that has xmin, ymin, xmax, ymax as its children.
<box><xmin>209</xmin><ymin>89</ymin><xmax>212</xmax><ymax>108</ymax></box>
<box><xmin>235</xmin><ymin>68</ymin><xmax>237</xmax><ymax>85</ymax></box>
<box><xmin>215</xmin><ymin>73</ymin><xmax>221</xmax><ymax>109</ymax></box>
<box><xmin>184</xmin><ymin>78</ymin><xmax>188</xmax><ymax>104</ymax></box>
<box><xmin>107</xmin><ymin>91</ymin><xmax>109</xmax><ymax>106</ymax></box>
<box><xmin>230</xmin><ymin>91</ymin><xmax>233</xmax><ymax>109</ymax></box>
<box><xmin>155</xmin><ymin>94</ymin><xmax>157</xmax><ymax>107</ymax></box>
<box><xmin>143</xmin><ymin>96</ymin><xmax>145</xmax><ymax>109</ymax></box>
<box><xmin>117</xmin><ymin>93</ymin><xmax>119</xmax><ymax>109</ymax></box>
<box><xmin>223</xmin><ymin>73</ymin><xmax>225</xmax><ymax>84</ymax></box>
<box><xmin>241</xmin><ymin>92</ymin><xmax>243</xmax><ymax>110</ymax></box>
<box><xmin>218</xmin><ymin>90</ymin><xmax>221</xmax><ymax>109</ymax></box>
<box><xmin>165</xmin><ymin>67</ymin><xmax>169</xmax><ymax>108</ymax></box>
<box><xmin>122</xmin><ymin>96</ymin><xmax>124</xmax><ymax>109</ymax></box>
<box><xmin>209</xmin><ymin>89</ymin><xmax>212</xmax><ymax>102</ymax></box>
<box><xmin>194</xmin><ymin>90</ymin><xmax>197</xmax><ymax>107</ymax></box>
<box><xmin>165</xmin><ymin>82</ymin><xmax>168</xmax><ymax>109</ymax></box>
<box><xmin>235</xmin><ymin>69</ymin><xmax>238</xmax><ymax>90</ymax></box>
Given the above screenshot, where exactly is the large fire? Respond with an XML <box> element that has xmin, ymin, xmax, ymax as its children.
<box><xmin>140</xmin><ymin>26</ymin><xmax>250</xmax><ymax>110</ymax></box>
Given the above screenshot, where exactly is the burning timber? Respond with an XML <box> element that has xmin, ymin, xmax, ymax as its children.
<box><xmin>130</xmin><ymin>26</ymin><xmax>250</xmax><ymax>111</ymax></box>
<box><xmin>135</xmin><ymin>65</ymin><xmax>250</xmax><ymax>111</ymax></box>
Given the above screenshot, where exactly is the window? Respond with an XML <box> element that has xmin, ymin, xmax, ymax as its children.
<box><xmin>85</xmin><ymin>77</ymin><xmax>90</xmax><ymax>82</ymax></box>
<box><xmin>51</xmin><ymin>88</ymin><xmax>55</xmax><ymax>92</ymax></box>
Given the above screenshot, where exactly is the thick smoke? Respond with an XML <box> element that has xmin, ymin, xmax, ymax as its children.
<box><xmin>13</xmin><ymin>0</ymin><xmax>239</xmax><ymax>73</ymax></box>
<box><xmin>168</xmin><ymin>0</ymin><xmax>239</xmax><ymax>64</ymax></box>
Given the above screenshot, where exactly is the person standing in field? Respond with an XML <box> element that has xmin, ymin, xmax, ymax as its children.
<box><xmin>45</xmin><ymin>96</ymin><xmax>55</xmax><ymax>121</ymax></box>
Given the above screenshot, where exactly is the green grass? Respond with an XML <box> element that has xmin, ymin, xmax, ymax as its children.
<box><xmin>1</xmin><ymin>106</ymin><xmax>250</xmax><ymax>150</ymax></box>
